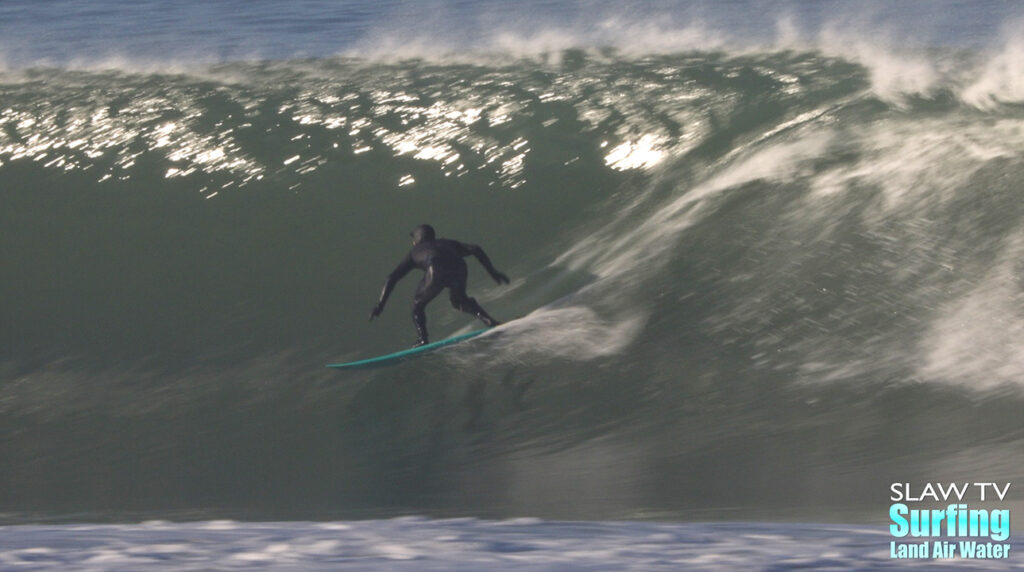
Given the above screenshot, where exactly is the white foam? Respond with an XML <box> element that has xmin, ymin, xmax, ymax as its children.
<box><xmin>810</xmin><ymin>23</ymin><xmax>941</xmax><ymax>103</ymax></box>
<box><xmin>919</xmin><ymin>234</ymin><xmax>1024</xmax><ymax>390</ymax></box>
<box><xmin>809</xmin><ymin>118</ymin><xmax>1023</xmax><ymax>217</ymax></box>
<box><xmin>961</xmin><ymin>21</ymin><xmax>1024</xmax><ymax>108</ymax></box>
<box><xmin>458</xmin><ymin>306</ymin><xmax>645</xmax><ymax>364</ymax></box>
<box><xmin>4</xmin><ymin>520</ymin><xmax>991</xmax><ymax>571</ymax></box>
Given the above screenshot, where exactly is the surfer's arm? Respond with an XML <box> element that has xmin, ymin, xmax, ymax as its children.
<box><xmin>370</xmin><ymin>256</ymin><xmax>415</xmax><ymax>319</ymax></box>
<box><xmin>461</xmin><ymin>243</ymin><xmax>510</xmax><ymax>285</ymax></box>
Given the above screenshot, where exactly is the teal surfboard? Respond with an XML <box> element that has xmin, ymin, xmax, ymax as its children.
<box><xmin>326</xmin><ymin>328</ymin><xmax>491</xmax><ymax>370</ymax></box>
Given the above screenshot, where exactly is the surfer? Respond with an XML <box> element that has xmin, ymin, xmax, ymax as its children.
<box><xmin>370</xmin><ymin>224</ymin><xmax>510</xmax><ymax>346</ymax></box>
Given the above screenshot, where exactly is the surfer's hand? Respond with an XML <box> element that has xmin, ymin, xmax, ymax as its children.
<box><xmin>493</xmin><ymin>271</ymin><xmax>510</xmax><ymax>285</ymax></box>
<box><xmin>369</xmin><ymin>304</ymin><xmax>383</xmax><ymax>320</ymax></box>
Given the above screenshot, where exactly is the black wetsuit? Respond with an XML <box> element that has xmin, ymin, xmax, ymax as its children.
<box><xmin>370</xmin><ymin>225</ymin><xmax>509</xmax><ymax>346</ymax></box>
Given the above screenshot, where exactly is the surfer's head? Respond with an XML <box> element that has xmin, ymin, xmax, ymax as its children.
<box><xmin>410</xmin><ymin>224</ymin><xmax>436</xmax><ymax>245</ymax></box>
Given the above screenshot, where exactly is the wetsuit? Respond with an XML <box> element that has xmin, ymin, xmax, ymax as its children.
<box><xmin>370</xmin><ymin>224</ymin><xmax>509</xmax><ymax>346</ymax></box>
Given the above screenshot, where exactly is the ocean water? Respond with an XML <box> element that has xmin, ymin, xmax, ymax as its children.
<box><xmin>2</xmin><ymin>0</ymin><xmax>1024</xmax><ymax>569</ymax></box>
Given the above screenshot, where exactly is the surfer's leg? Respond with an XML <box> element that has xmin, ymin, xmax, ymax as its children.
<box><xmin>411</xmin><ymin>305</ymin><xmax>429</xmax><ymax>346</ymax></box>
<box><xmin>412</xmin><ymin>267</ymin><xmax>444</xmax><ymax>346</ymax></box>
<box><xmin>449</xmin><ymin>278</ymin><xmax>500</xmax><ymax>327</ymax></box>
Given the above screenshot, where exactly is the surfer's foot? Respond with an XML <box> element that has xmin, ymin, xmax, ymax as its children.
<box><xmin>413</xmin><ymin>339</ymin><xmax>429</xmax><ymax>348</ymax></box>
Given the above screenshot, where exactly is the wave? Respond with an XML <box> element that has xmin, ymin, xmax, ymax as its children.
<box><xmin>2</xmin><ymin>46</ymin><xmax>1023</xmax><ymax>520</ymax></box>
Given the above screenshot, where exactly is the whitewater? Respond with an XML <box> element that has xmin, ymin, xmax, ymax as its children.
<box><xmin>3</xmin><ymin>0</ymin><xmax>1024</xmax><ymax>569</ymax></box>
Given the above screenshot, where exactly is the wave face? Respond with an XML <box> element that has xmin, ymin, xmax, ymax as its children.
<box><xmin>2</xmin><ymin>45</ymin><xmax>1024</xmax><ymax>521</ymax></box>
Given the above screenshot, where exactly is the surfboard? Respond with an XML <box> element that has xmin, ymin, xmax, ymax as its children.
<box><xmin>326</xmin><ymin>327</ymin><xmax>491</xmax><ymax>370</ymax></box>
